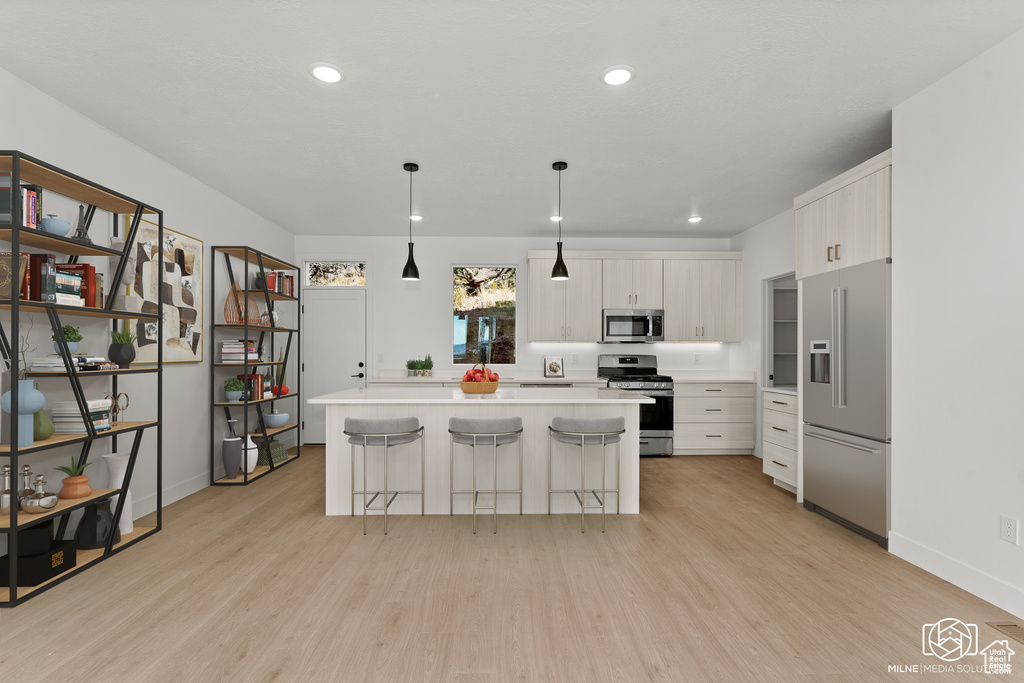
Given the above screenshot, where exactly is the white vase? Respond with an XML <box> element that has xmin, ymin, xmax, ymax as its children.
<box><xmin>243</xmin><ymin>435</ymin><xmax>258</xmax><ymax>474</ymax></box>
<box><xmin>103</xmin><ymin>453</ymin><xmax>133</xmax><ymax>535</ymax></box>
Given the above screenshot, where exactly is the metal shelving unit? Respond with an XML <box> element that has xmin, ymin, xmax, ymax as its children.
<box><xmin>0</xmin><ymin>150</ymin><xmax>162</xmax><ymax>606</ymax></box>
<box><xmin>209</xmin><ymin>246</ymin><xmax>300</xmax><ymax>485</ymax></box>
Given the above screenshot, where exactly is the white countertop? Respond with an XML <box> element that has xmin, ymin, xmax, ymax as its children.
<box><xmin>309</xmin><ymin>386</ymin><xmax>655</xmax><ymax>404</ymax></box>
<box><xmin>370</xmin><ymin>370</ymin><xmax>755</xmax><ymax>384</ymax></box>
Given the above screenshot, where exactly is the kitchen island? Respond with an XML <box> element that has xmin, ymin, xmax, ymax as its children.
<box><xmin>308</xmin><ymin>386</ymin><xmax>653</xmax><ymax>516</ymax></box>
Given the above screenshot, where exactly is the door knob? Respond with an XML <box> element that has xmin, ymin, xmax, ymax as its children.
<box><xmin>351</xmin><ymin>373</ymin><xmax>364</xmax><ymax>378</ymax></box>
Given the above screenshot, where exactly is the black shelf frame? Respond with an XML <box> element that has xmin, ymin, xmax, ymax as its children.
<box><xmin>0</xmin><ymin>151</ymin><xmax>163</xmax><ymax>607</ymax></box>
<box><xmin>209</xmin><ymin>246</ymin><xmax>300</xmax><ymax>485</ymax></box>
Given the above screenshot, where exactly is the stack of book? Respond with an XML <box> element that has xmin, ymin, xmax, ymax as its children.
<box><xmin>31</xmin><ymin>356</ymin><xmax>119</xmax><ymax>372</ymax></box>
<box><xmin>0</xmin><ymin>176</ymin><xmax>42</xmax><ymax>226</ymax></box>
<box><xmin>51</xmin><ymin>399</ymin><xmax>113</xmax><ymax>434</ymax></box>
<box><xmin>256</xmin><ymin>271</ymin><xmax>296</xmax><ymax>297</ymax></box>
<box><xmin>221</xmin><ymin>340</ymin><xmax>258</xmax><ymax>364</ymax></box>
<box><xmin>54</xmin><ymin>269</ymin><xmax>84</xmax><ymax>307</ymax></box>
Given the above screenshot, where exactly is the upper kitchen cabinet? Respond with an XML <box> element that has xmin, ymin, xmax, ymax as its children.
<box><xmin>602</xmin><ymin>259</ymin><xmax>663</xmax><ymax>310</ymax></box>
<box><xmin>663</xmin><ymin>257</ymin><xmax>742</xmax><ymax>342</ymax></box>
<box><xmin>527</xmin><ymin>257</ymin><xmax>602</xmax><ymax>342</ymax></box>
<box><xmin>795</xmin><ymin>149</ymin><xmax>891</xmax><ymax>279</ymax></box>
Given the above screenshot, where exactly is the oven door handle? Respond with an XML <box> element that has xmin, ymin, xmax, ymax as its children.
<box><xmin>634</xmin><ymin>390</ymin><xmax>674</xmax><ymax>397</ymax></box>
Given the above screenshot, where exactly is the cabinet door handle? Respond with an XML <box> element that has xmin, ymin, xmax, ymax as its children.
<box><xmin>701</xmin><ymin>326</ymin><xmax>704</xmax><ymax>337</ymax></box>
<box><xmin>705</xmin><ymin>389</ymin><xmax>722</xmax><ymax>392</ymax></box>
<box><xmin>706</xmin><ymin>434</ymin><xmax>722</xmax><ymax>438</ymax></box>
<box><xmin>771</xmin><ymin>460</ymin><xmax>789</xmax><ymax>468</ymax></box>
<box><xmin>561</xmin><ymin>326</ymin><xmax>564</xmax><ymax>337</ymax></box>
<box><xmin>827</xmin><ymin>246</ymin><xmax>833</xmax><ymax>262</ymax></box>
<box><xmin>567</xmin><ymin>326</ymin><xmax>571</xmax><ymax>337</ymax></box>
<box><xmin>772</xmin><ymin>400</ymin><xmax>788</xmax><ymax>405</ymax></box>
<box><xmin>772</xmin><ymin>426</ymin><xmax>788</xmax><ymax>432</ymax></box>
<box><xmin>834</xmin><ymin>243</ymin><xmax>840</xmax><ymax>260</ymax></box>
<box><xmin>705</xmin><ymin>408</ymin><xmax>721</xmax><ymax>412</ymax></box>
<box><xmin>695</xmin><ymin>326</ymin><xmax>699</xmax><ymax>336</ymax></box>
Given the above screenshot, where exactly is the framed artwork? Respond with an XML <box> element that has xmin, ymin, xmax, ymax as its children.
<box><xmin>126</xmin><ymin>220</ymin><xmax>204</xmax><ymax>363</ymax></box>
<box><xmin>544</xmin><ymin>356</ymin><xmax>564</xmax><ymax>378</ymax></box>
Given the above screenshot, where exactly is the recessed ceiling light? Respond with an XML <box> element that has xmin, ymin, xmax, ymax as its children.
<box><xmin>310</xmin><ymin>62</ymin><xmax>344</xmax><ymax>83</ymax></box>
<box><xmin>601</xmin><ymin>65</ymin><xmax>634</xmax><ymax>86</ymax></box>
<box><xmin>410</xmin><ymin>214</ymin><xmax>422</xmax><ymax>221</ymax></box>
<box><xmin>550</xmin><ymin>215</ymin><xmax>563</xmax><ymax>222</ymax></box>
<box><xmin>688</xmin><ymin>215</ymin><xmax>703</xmax><ymax>223</ymax></box>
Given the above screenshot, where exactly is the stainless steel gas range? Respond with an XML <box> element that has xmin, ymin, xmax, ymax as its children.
<box><xmin>598</xmin><ymin>354</ymin><xmax>673</xmax><ymax>456</ymax></box>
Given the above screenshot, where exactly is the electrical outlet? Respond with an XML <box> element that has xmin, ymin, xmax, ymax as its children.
<box><xmin>571</xmin><ymin>353</ymin><xmax>579</xmax><ymax>365</ymax></box>
<box><xmin>694</xmin><ymin>353</ymin><xmax>700</xmax><ymax>365</ymax></box>
<box><xmin>1001</xmin><ymin>515</ymin><xmax>1019</xmax><ymax>544</ymax></box>
<box><xmin>376</xmin><ymin>353</ymin><xmax>383</xmax><ymax>363</ymax></box>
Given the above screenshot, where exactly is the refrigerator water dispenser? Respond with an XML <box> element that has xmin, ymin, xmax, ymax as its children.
<box><xmin>810</xmin><ymin>340</ymin><xmax>831</xmax><ymax>384</ymax></box>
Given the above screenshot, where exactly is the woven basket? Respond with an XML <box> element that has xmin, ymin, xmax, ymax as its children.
<box><xmin>460</xmin><ymin>363</ymin><xmax>499</xmax><ymax>394</ymax></box>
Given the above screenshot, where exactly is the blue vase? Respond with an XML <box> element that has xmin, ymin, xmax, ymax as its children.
<box><xmin>1</xmin><ymin>379</ymin><xmax>47</xmax><ymax>448</ymax></box>
<box><xmin>54</xmin><ymin>341</ymin><xmax>79</xmax><ymax>354</ymax></box>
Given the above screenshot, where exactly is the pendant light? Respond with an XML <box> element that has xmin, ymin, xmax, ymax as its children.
<box><xmin>402</xmin><ymin>162</ymin><xmax>420</xmax><ymax>281</ymax></box>
<box><xmin>551</xmin><ymin>161</ymin><xmax>569</xmax><ymax>281</ymax></box>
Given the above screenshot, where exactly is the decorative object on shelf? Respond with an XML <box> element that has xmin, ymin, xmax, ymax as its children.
<box><xmin>544</xmin><ymin>356</ymin><xmax>565</xmax><ymax>378</ymax></box>
<box><xmin>71</xmin><ymin>203</ymin><xmax>93</xmax><ymax>245</ymax></box>
<box><xmin>401</xmin><ymin>162</ymin><xmax>420</xmax><ymax>281</ymax></box>
<box><xmin>33</xmin><ymin>388</ymin><xmax>55</xmax><ymax>441</ymax></box>
<box><xmin>105</xmin><ymin>392</ymin><xmax>130</xmax><ymax>426</ymax></box>
<box><xmin>39</xmin><ymin>213</ymin><xmax>72</xmax><ymax>236</ymax></box>
<box><xmin>263</xmin><ymin>410</ymin><xmax>289</xmax><ymax>429</ymax></box>
<box><xmin>460</xmin><ymin>363</ymin><xmax>499</xmax><ymax>394</ymax></box>
<box><xmin>273</xmin><ymin>351</ymin><xmax>289</xmax><ymax>395</ymax></box>
<box><xmin>224</xmin><ymin>378</ymin><xmax>245</xmax><ymax>402</ymax></box>
<box><xmin>1</xmin><ymin>465</ymin><xmax>13</xmax><ymax>510</ymax></box>
<box><xmin>55</xmin><ymin>457</ymin><xmax>92</xmax><ymax>499</ymax></box>
<box><xmin>257</xmin><ymin>438</ymin><xmax>289</xmax><ymax>466</ymax></box>
<box><xmin>405</xmin><ymin>354</ymin><xmax>433</xmax><ymax>377</ymax></box>
<box><xmin>108</xmin><ymin>327</ymin><xmax>138</xmax><ymax>368</ymax></box>
<box><xmin>550</xmin><ymin>161</ymin><xmax>570</xmax><ymax>281</ymax></box>
<box><xmin>224</xmin><ymin>278</ymin><xmax>262</xmax><ymax>326</ymax></box>
<box><xmin>243</xmin><ymin>433</ymin><xmax>259</xmax><ymax>474</ymax></box>
<box><xmin>51</xmin><ymin>324</ymin><xmax>82</xmax><ymax>354</ymax></box>
<box><xmin>19</xmin><ymin>475</ymin><xmax>59</xmax><ymax>514</ymax></box>
<box><xmin>258</xmin><ymin>308</ymin><xmax>281</xmax><ymax>328</ymax></box>
<box><xmin>223</xmin><ymin>420</ymin><xmax>242</xmax><ymax>479</ymax></box>
<box><xmin>19</xmin><ymin>465</ymin><xmax>33</xmax><ymax>499</ymax></box>
<box><xmin>0</xmin><ymin>251</ymin><xmax>29</xmax><ymax>299</ymax></box>
<box><xmin>1</xmin><ymin>379</ymin><xmax>46</xmax><ymax>448</ymax></box>
<box><xmin>129</xmin><ymin>220</ymin><xmax>204</xmax><ymax>363</ymax></box>
<box><xmin>75</xmin><ymin>502</ymin><xmax>119</xmax><ymax>550</ymax></box>
<box><xmin>103</xmin><ymin>452</ymin><xmax>133</xmax><ymax>535</ymax></box>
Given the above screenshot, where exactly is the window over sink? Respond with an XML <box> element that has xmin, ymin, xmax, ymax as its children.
<box><xmin>453</xmin><ymin>266</ymin><xmax>516</xmax><ymax>365</ymax></box>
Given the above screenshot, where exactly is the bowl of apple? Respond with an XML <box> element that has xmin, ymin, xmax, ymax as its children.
<box><xmin>460</xmin><ymin>363</ymin><xmax>499</xmax><ymax>394</ymax></box>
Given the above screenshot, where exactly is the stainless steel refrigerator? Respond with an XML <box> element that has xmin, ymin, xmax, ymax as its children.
<box><xmin>802</xmin><ymin>257</ymin><xmax>891</xmax><ymax>547</ymax></box>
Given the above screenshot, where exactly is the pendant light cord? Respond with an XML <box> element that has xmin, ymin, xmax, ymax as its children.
<box><xmin>557</xmin><ymin>167</ymin><xmax>562</xmax><ymax>241</ymax></box>
<box><xmin>408</xmin><ymin>169</ymin><xmax>414</xmax><ymax>243</ymax></box>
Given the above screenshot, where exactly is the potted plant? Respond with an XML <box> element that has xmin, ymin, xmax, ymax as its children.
<box><xmin>55</xmin><ymin>457</ymin><xmax>92</xmax><ymax>499</ymax></box>
<box><xmin>52</xmin><ymin>324</ymin><xmax>83</xmax><ymax>354</ymax></box>
<box><xmin>109</xmin><ymin>328</ymin><xmax>137</xmax><ymax>368</ymax></box>
<box><xmin>406</xmin><ymin>355</ymin><xmax>433</xmax><ymax>377</ymax></box>
<box><xmin>423</xmin><ymin>354</ymin><xmax>433</xmax><ymax>377</ymax></box>
<box><xmin>225</xmin><ymin>378</ymin><xmax>245</xmax><ymax>402</ymax></box>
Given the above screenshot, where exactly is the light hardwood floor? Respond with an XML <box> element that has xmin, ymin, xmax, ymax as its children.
<box><xmin>1</xmin><ymin>449</ymin><xmax>1019</xmax><ymax>682</ymax></box>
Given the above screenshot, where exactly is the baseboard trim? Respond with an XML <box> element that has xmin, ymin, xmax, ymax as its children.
<box><xmin>673</xmin><ymin>449</ymin><xmax>754</xmax><ymax>456</ymax></box>
<box><xmin>889</xmin><ymin>531</ymin><xmax>1024</xmax><ymax>621</ymax></box>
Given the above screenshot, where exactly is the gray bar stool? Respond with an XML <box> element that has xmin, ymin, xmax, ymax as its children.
<box><xmin>449</xmin><ymin>416</ymin><xmax>523</xmax><ymax>534</ymax></box>
<box><xmin>345</xmin><ymin>417</ymin><xmax>425</xmax><ymax>535</ymax></box>
<box><xmin>548</xmin><ymin>416</ymin><xmax>625</xmax><ymax>532</ymax></box>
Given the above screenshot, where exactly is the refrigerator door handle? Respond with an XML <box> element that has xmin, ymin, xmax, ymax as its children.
<box><xmin>836</xmin><ymin>287</ymin><xmax>845</xmax><ymax>408</ymax></box>
<box><xmin>805</xmin><ymin>431</ymin><xmax>880</xmax><ymax>454</ymax></box>
<box><xmin>830</xmin><ymin>288</ymin><xmax>838</xmax><ymax>408</ymax></box>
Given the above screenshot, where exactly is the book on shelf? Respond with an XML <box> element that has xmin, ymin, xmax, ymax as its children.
<box><xmin>54</xmin><ymin>292</ymin><xmax>85</xmax><ymax>306</ymax></box>
<box><xmin>0</xmin><ymin>251</ymin><xmax>30</xmax><ymax>299</ymax></box>
<box><xmin>20</xmin><ymin>185</ymin><xmax>41</xmax><ymax>229</ymax></box>
<box><xmin>0</xmin><ymin>173</ymin><xmax>11</xmax><ymax>223</ymax></box>
<box><xmin>52</xmin><ymin>398</ymin><xmax>114</xmax><ymax>412</ymax></box>
<box><xmin>28</xmin><ymin>253</ymin><xmax>58</xmax><ymax>302</ymax></box>
<box><xmin>57</xmin><ymin>263</ymin><xmax>99</xmax><ymax>307</ymax></box>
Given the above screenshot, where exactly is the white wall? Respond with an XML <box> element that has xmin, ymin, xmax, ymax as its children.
<box><xmin>891</xmin><ymin>28</ymin><xmax>1024</xmax><ymax>619</ymax></box>
<box><xmin>729</xmin><ymin>209</ymin><xmax>796</xmax><ymax>457</ymax></box>
<box><xmin>1</xmin><ymin>66</ymin><xmax>295</xmax><ymax>517</ymax></box>
<box><xmin>294</xmin><ymin>234</ymin><xmax>735</xmax><ymax>384</ymax></box>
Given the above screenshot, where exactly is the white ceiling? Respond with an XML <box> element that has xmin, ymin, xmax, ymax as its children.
<box><xmin>3</xmin><ymin>1</ymin><xmax>1024</xmax><ymax>239</ymax></box>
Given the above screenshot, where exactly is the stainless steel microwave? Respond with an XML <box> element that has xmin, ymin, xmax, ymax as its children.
<box><xmin>602</xmin><ymin>309</ymin><xmax>664</xmax><ymax>343</ymax></box>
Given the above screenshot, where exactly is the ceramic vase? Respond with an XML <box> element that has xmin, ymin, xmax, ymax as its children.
<box><xmin>103</xmin><ymin>453</ymin><xmax>133</xmax><ymax>535</ymax></box>
<box><xmin>59</xmin><ymin>475</ymin><xmax>91</xmax><ymax>499</ymax></box>
<box><xmin>223</xmin><ymin>437</ymin><xmax>242</xmax><ymax>479</ymax></box>
<box><xmin>33</xmin><ymin>385</ymin><xmax>55</xmax><ymax>441</ymax></box>
<box><xmin>53</xmin><ymin>341</ymin><xmax>79</xmax><ymax>354</ymax></box>
<box><xmin>225</xmin><ymin>390</ymin><xmax>243</xmax><ymax>402</ymax></box>
<box><xmin>75</xmin><ymin>502</ymin><xmax>120</xmax><ymax>549</ymax></box>
<box><xmin>1</xmin><ymin>379</ymin><xmax>46</xmax><ymax>448</ymax></box>
<box><xmin>243</xmin><ymin>435</ymin><xmax>259</xmax><ymax>474</ymax></box>
<box><xmin>108</xmin><ymin>343</ymin><xmax>136</xmax><ymax>369</ymax></box>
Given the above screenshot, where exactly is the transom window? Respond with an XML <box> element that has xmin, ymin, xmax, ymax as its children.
<box><xmin>453</xmin><ymin>267</ymin><xmax>516</xmax><ymax>365</ymax></box>
<box><xmin>306</xmin><ymin>261</ymin><xmax>366</xmax><ymax>287</ymax></box>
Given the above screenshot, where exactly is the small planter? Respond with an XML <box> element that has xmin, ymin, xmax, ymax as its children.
<box><xmin>108</xmin><ymin>343</ymin><xmax>136</xmax><ymax>369</ymax></box>
<box><xmin>225</xmin><ymin>390</ymin><xmax>244</xmax><ymax>402</ymax></box>
<box><xmin>59</xmin><ymin>475</ymin><xmax>92</xmax><ymax>500</ymax></box>
<box><xmin>53</xmin><ymin>341</ymin><xmax>79</xmax><ymax>354</ymax></box>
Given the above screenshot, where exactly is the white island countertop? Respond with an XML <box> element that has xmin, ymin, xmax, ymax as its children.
<box><xmin>309</xmin><ymin>386</ymin><xmax>654</xmax><ymax>404</ymax></box>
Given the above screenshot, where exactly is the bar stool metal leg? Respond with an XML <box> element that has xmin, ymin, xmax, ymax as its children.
<box><xmin>363</xmin><ymin>442</ymin><xmax>368</xmax><ymax>535</ymax></box>
<box><xmin>579</xmin><ymin>443</ymin><xmax>585</xmax><ymax>533</ymax></box>
<box><xmin>472</xmin><ymin>434</ymin><xmax>478</xmax><ymax>534</ymax></box>
<box><xmin>383</xmin><ymin>435</ymin><xmax>389</xmax><ymax>535</ymax></box>
<box><xmin>493</xmin><ymin>437</ymin><xmax>498</xmax><ymax>534</ymax></box>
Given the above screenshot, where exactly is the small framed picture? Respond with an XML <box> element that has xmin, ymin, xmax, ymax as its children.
<box><xmin>544</xmin><ymin>356</ymin><xmax>564</xmax><ymax>378</ymax></box>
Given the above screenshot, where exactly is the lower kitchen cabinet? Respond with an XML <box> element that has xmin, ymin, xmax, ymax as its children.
<box><xmin>673</xmin><ymin>382</ymin><xmax>754</xmax><ymax>454</ymax></box>
<box><xmin>762</xmin><ymin>389</ymin><xmax>798</xmax><ymax>490</ymax></box>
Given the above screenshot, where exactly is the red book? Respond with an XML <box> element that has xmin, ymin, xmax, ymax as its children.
<box><xmin>55</xmin><ymin>263</ymin><xmax>97</xmax><ymax>307</ymax></box>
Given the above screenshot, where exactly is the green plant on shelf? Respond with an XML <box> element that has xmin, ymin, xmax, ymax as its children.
<box><xmin>224</xmin><ymin>378</ymin><xmax>245</xmax><ymax>392</ymax></box>
<box><xmin>51</xmin><ymin>324</ymin><xmax>83</xmax><ymax>343</ymax></box>
<box><xmin>110</xmin><ymin>328</ymin><xmax>137</xmax><ymax>344</ymax></box>
<box><xmin>55</xmin><ymin>457</ymin><xmax>92</xmax><ymax>478</ymax></box>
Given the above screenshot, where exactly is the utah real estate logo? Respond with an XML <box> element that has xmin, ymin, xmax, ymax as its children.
<box><xmin>887</xmin><ymin>618</ymin><xmax>1016</xmax><ymax>674</ymax></box>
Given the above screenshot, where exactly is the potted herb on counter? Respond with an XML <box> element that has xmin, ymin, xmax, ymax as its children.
<box><xmin>406</xmin><ymin>355</ymin><xmax>433</xmax><ymax>377</ymax></box>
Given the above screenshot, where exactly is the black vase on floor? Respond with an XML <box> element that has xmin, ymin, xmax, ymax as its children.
<box><xmin>108</xmin><ymin>343</ymin><xmax>136</xmax><ymax>369</ymax></box>
<box><xmin>75</xmin><ymin>502</ymin><xmax>121</xmax><ymax>549</ymax></box>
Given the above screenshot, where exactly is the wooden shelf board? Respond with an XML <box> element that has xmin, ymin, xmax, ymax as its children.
<box><xmin>3</xmin><ymin>526</ymin><xmax>157</xmax><ymax>602</ymax></box>
<box><xmin>0</xmin><ymin>421</ymin><xmax>157</xmax><ymax>454</ymax></box>
<box><xmin>242</xmin><ymin>290</ymin><xmax>298</xmax><ymax>302</ymax></box>
<box><xmin>1</xmin><ymin>155</ymin><xmax>157</xmax><ymax>216</ymax></box>
<box><xmin>213</xmin><ymin>361</ymin><xmax>284</xmax><ymax>367</ymax></box>
<box><xmin>214</xmin><ymin>452</ymin><xmax>300</xmax><ymax>485</ymax></box>
<box><xmin>248</xmin><ymin>424</ymin><xmax>297</xmax><ymax>438</ymax></box>
<box><xmin>213</xmin><ymin>247</ymin><xmax>296</xmax><ymax>272</ymax></box>
<box><xmin>213</xmin><ymin>324</ymin><xmax>298</xmax><ymax>333</ymax></box>
<box><xmin>213</xmin><ymin>392</ymin><xmax>298</xmax><ymax>407</ymax></box>
<box><xmin>0</xmin><ymin>489</ymin><xmax>116</xmax><ymax>530</ymax></box>
<box><xmin>0</xmin><ymin>301</ymin><xmax>160</xmax><ymax>321</ymax></box>
<box><xmin>26</xmin><ymin>367</ymin><xmax>158</xmax><ymax>378</ymax></box>
<box><xmin>0</xmin><ymin>229</ymin><xmax>124</xmax><ymax>257</ymax></box>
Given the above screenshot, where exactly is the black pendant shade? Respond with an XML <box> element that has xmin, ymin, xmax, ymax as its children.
<box><xmin>402</xmin><ymin>162</ymin><xmax>420</xmax><ymax>281</ymax></box>
<box><xmin>551</xmin><ymin>161</ymin><xmax>569</xmax><ymax>281</ymax></box>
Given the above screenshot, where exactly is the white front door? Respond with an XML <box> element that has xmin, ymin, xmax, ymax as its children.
<box><xmin>302</xmin><ymin>289</ymin><xmax>366</xmax><ymax>444</ymax></box>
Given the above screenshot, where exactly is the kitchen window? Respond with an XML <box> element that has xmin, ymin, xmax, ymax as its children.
<box><xmin>306</xmin><ymin>261</ymin><xmax>366</xmax><ymax>287</ymax></box>
<box><xmin>453</xmin><ymin>266</ymin><xmax>516</xmax><ymax>365</ymax></box>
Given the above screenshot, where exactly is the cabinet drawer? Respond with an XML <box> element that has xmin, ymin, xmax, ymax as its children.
<box><xmin>762</xmin><ymin>391</ymin><xmax>797</xmax><ymax>415</ymax></box>
<box><xmin>762</xmin><ymin>441</ymin><xmax>797</xmax><ymax>485</ymax></box>
<box><xmin>674</xmin><ymin>383</ymin><xmax>754</xmax><ymax>398</ymax></box>
<box><xmin>674</xmin><ymin>396</ymin><xmax>753</xmax><ymax>423</ymax></box>
<box><xmin>763</xmin><ymin>410</ymin><xmax>798</xmax><ymax>450</ymax></box>
<box><xmin>674</xmin><ymin>422</ymin><xmax>754</xmax><ymax>450</ymax></box>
